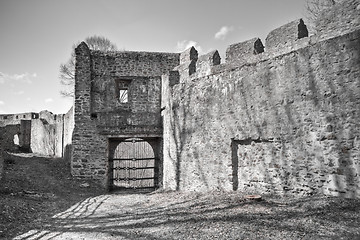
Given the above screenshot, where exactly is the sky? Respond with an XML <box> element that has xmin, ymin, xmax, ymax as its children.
<box><xmin>0</xmin><ymin>0</ymin><xmax>308</xmax><ymax>115</ymax></box>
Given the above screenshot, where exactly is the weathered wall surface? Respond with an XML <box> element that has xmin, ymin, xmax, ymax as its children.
<box><xmin>0</xmin><ymin>128</ymin><xmax>3</xmax><ymax>181</ymax></box>
<box><xmin>19</xmin><ymin>120</ymin><xmax>31</xmax><ymax>151</ymax></box>
<box><xmin>315</xmin><ymin>0</ymin><xmax>360</xmax><ymax>38</ymax></box>
<box><xmin>0</xmin><ymin>111</ymin><xmax>66</xmax><ymax>156</ymax></box>
<box><xmin>90</xmin><ymin>50</ymin><xmax>180</xmax><ymax>135</ymax></box>
<box><xmin>163</xmin><ymin>0</ymin><xmax>360</xmax><ymax>197</ymax></box>
<box><xmin>63</xmin><ymin>106</ymin><xmax>74</xmax><ymax>161</ymax></box>
<box><xmin>31</xmin><ymin>119</ymin><xmax>56</xmax><ymax>156</ymax></box>
<box><xmin>72</xmin><ymin>43</ymin><xmax>180</xmax><ymax>186</ymax></box>
<box><xmin>29</xmin><ymin>111</ymin><xmax>65</xmax><ymax>157</ymax></box>
<box><xmin>54</xmin><ymin>114</ymin><xmax>64</xmax><ymax>157</ymax></box>
<box><xmin>0</xmin><ymin>125</ymin><xmax>21</xmax><ymax>152</ymax></box>
<box><xmin>0</xmin><ymin>112</ymin><xmax>39</xmax><ymax>127</ymax></box>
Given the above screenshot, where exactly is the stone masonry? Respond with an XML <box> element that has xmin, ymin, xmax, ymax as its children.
<box><xmin>0</xmin><ymin>109</ymin><xmax>73</xmax><ymax>157</ymax></box>
<box><xmin>162</xmin><ymin>0</ymin><xmax>360</xmax><ymax>197</ymax></box>
<box><xmin>72</xmin><ymin>0</ymin><xmax>360</xmax><ymax>197</ymax></box>
<box><xmin>0</xmin><ymin>130</ymin><xmax>3</xmax><ymax>181</ymax></box>
<box><xmin>72</xmin><ymin>43</ymin><xmax>180</xmax><ymax>186</ymax></box>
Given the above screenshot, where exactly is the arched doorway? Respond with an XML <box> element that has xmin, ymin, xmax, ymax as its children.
<box><xmin>109</xmin><ymin>138</ymin><xmax>159</xmax><ymax>191</ymax></box>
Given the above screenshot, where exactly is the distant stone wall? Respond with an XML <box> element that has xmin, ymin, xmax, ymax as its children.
<box><xmin>63</xmin><ymin>106</ymin><xmax>74</xmax><ymax>161</ymax></box>
<box><xmin>0</xmin><ymin>125</ymin><xmax>21</xmax><ymax>152</ymax></box>
<box><xmin>19</xmin><ymin>120</ymin><xmax>31</xmax><ymax>151</ymax></box>
<box><xmin>29</xmin><ymin>111</ymin><xmax>65</xmax><ymax>157</ymax></box>
<box><xmin>30</xmin><ymin>119</ymin><xmax>56</xmax><ymax>156</ymax></box>
<box><xmin>0</xmin><ymin>128</ymin><xmax>3</xmax><ymax>181</ymax></box>
<box><xmin>162</xmin><ymin>0</ymin><xmax>360</xmax><ymax>197</ymax></box>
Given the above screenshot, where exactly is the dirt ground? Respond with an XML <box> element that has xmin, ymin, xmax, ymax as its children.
<box><xmin>1</xmin><ymin>153</ymin><xmax>360</xmax><ymax>239</ymax></box>
<box><xmin>0</xmin><ymin>152</ymin><xmax>105</xmax><ymax>239</ymax></box>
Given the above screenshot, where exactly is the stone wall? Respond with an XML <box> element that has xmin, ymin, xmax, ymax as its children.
<box><xmin>315</xmin><ymin>0</ymin><xmax>360</xmax><ymax>38</ymax></box>
<box><xmin>162</xmin><ymin>0</ymin><xmax>360</xmax><ymax>197</ymax></box>
<box><xmin>30</xmin><ymin>110</ymin><xmax>65</xmax><ymax>157</ymax></box>
<box><xmin>63</xmin><ymin>106</ymin><xmax>74</xmax><ymax>161</ymax></box>
<box><xmin>19</xmin><ymin>120</ymin><xmax>31</xmax><ymax>151</ymax></box>
<box><xmin>0</xmin><ymin>112</ymin><xmax>39</xmax><ymax>127</ymax></box>
<box><xmin>72</xmin><ymin>43</ymin><xmax>180</xmax><ymax>186</ymax></box>
<box><xmin>31</xmin><ymin>119</ymin><xmax>56</xmax><ymax>156</ymax></box>
<box><xmin>0</xmin><ymin>128</ymin><xmax>3</xmax><ymax>181</ymax></box>
<box><xmin>0</xmin><ymin>124</ymin><xmax>21</xmax><ymax>152</ymax></box>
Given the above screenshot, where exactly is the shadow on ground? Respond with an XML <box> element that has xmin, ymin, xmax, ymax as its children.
<box><xmin>13</xmin><ymin>191</ymin><xmax>360</xmax><ymax>240</ymax></box>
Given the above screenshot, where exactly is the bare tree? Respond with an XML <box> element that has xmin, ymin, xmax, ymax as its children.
<box><xmin>59</xmin><ymin>35</ymin><xmax>117</xmax><ymax>98</ymax></box>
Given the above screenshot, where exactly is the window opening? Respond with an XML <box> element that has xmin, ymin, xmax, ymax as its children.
<box><xmin>119</xmin><ymin>88</ymin><xmax>128</xmax><ymax>103</ymax></box>
<box><xmin>116</xmin><ymin>79</ymin><xmax>131</xmax><ymax>103</ymax></box>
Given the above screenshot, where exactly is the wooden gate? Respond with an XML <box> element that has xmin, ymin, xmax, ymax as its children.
<box><xmin>109</xmin><ymin>138</ymin><xmax>158</xmax><ymax>191</ymax></box>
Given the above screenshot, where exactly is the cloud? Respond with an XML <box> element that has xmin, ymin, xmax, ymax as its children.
<box><xmin>45</xmin><ymin>98</ymin><xmax>53</xmax><ymax>103</ymax></box>
<box><xmin>214</xmin><ymin>26</ymin><xmax>234</xmax><ymax>40</ymax></box>
<box><xmin>0</xmin><ymin>100</ymin><xmax>4</xmax><ymax>105</ymax></box>
<box><xmin>0</xmin><ymin>72</ymin><xmax>36</xmax><ymax>84</ymax></box>
<box><xmin>176</xmin><ymin>40</ymin><xmax>203</xmax><ymax>54</ymax></box>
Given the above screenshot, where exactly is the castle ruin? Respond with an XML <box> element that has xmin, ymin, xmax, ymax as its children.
<box><xmin>1</xmin><ymin>0</ymin><xmax>360</xmax><ymax>198</ymax></box>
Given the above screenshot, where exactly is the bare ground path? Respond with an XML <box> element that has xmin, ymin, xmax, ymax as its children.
<box><xmin>13</xmin><ymin>191</ymin><xmax>360</xmax><ymax>240</ymax></box>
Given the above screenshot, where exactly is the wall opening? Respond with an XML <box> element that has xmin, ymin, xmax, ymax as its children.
<box><xmin>115</xmin><ymin>79</ymin><xmax>131</xmax><ymax>103</ymax></box>
<box><xmin>119</xmin><ymin>89</ymin><xmax>128</xmax><ymax>103</ymax></box>
<box><xmin>108</xmin><ymin>137</ymin><xmax>161</xmax><ymax>192</ymax></box>
<box><xmin>13</xmin><ymin>134</ymin><xmax>19</xmax><ymax>146</ymax></box>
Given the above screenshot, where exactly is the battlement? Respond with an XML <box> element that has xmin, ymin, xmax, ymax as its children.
<box><xmin>69</xmin><ymin>0</ymin><xmax>360</xmax><ymax>197</ymax></box>
<box><xmin>170</xmin><ymin>0</ymin><xmax>360</xmax><ymax>83</ymax></box>
<box><xmin>161</xmin><ymin>0</ymin><xmax>360</xmax><ymax>196</ymax></box>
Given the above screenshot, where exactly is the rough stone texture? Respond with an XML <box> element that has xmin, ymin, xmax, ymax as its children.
<box><xmin>226</xmin><ymin>38</ymin><xmax>264</xmax><ymax>64</ymax></box>
<box><xmin>0</xmin><ymin>125</ymin><xmax>21</xmax><ymax>152</ymax></box>
<box><xmin>19</xmin><ymin>120</ymin><xmax>31</xmax><ymax>151</ymax></box>
<box><xmin>30</xmin><ymin>119</ymin><xmax>57</xmax><ymax>156</ymax></box>
<box><xmin>265</xmin><ymin>19</ymin><xmax>308</xmax><ymax>51</ymax></box>
<box><xmin>196</xmin><ymin>50</ymin><xmax>221</xmax><ymax>77</ymax></box>
<box><xmin>174</xmin><ymin>47</ymin><xmax>198</xmax><ymax>80</ymax></box>
<box><xmin>180</xmin><ymin>46</ymin><xmax>198</xmax><ymax>64</ymax></box>
<box><xmin>0</xmin><ymin>128</ymin><xmax>3</xmax><ymax>181</ymax></box>
<box><xmin>72</xmin><ymin>42</ymin><xmax>180</xmax><ymax>186</ymax></box>
<box><xmin>70</xmin><ymin>0</ymin><xmax>360</xmax><ymax>197</ymax></box>
<box><xmin>162</xmin><ymin>2</ymin><xmax>360</xmax><ymax>197</ymax></box>
<box><xmin>0</xmin><ymin>110</ymin><xmax>71</xmax><ymax>157</ymax></box>
<box><xmin>315</xmin><ymin>0</ymin><xmax>360</xmax><ymax>38</ymax></box>
<box><xmin>0</xmin><ymin>112</ymin><xmax>39</xmax><ymax>127</ymax></box>
<box><xmin>63</xmin><ymin>106</ymin><xmax>74</xmax><ymax>161</ymax></box>
<box><xmin>161</xmin><ymin>72</ymin><xmax>181</xmax><ymax>190</ymax></box>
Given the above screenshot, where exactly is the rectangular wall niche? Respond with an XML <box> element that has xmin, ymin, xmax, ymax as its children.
<box><xmin>115</xmin><ymin>79</ymin><xmax>131</xmax><ymax>103</ymax></box>
<box><xmin>231</xmin><ymin>138</ymin><xmax>279</xmax><ymax>191</ymax></box>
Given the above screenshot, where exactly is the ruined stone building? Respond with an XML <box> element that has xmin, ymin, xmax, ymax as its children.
<box><xmin>70</xmin><ymin>0</ymin><xmax>360</xmax><ymax>197</ymax></box>
<box><xmin>1</xmin><ymin>0</ymin><xmax>359</xmax><ymax>197</ymax></box>
<box><xmin>0</xmin><ymin>108</ymin><xmax>74</xmax><ymax>181</ymax></box>
<box><xmin>0</xmin><ymin>109</ymin><xmax>73</xmax><ymax>157</ymax></box>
